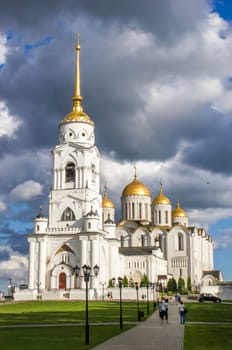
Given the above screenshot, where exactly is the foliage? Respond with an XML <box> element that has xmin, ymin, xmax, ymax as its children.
<box><xmin>187</xmin><ymin>277</ymin><xmax>192</xmax><ymax>291</ymax></box>
<box><xmin>167</xmin><ymin>277</ymin><xmax>177</xmax><ymax>292</ymax></box>
<box><xmin>108</xmin><ymin>278</ymin><xmax>114</xmax><ymax>287</ymax></box>
<box><xmin>122</xmin><ymin>275</ymin><xmax>128</xmax><ymax>287</ymax></box>
<box><xmin>140</xmin><ymin>274</ymin><xmax>149</xmax><ymax>286</ymax></box>
<box><xmin>177</xmin><ymin>277</ymin><xmax>185</xmax><ymax>294</ymax></box>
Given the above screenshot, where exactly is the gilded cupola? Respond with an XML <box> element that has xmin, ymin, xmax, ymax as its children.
<box><xmin>102</xmin><ymin>191</ymin><xmax>115</xmax><ymax>208</ymax></box>
<box><xmin>172</xmin><ymin>202</ymin><xmax>187</xmax><ymax>218</ymax></box>
<box><xmin>60</xmin><ymin>34</ymin><xmax>94</xmax><ymax>126</ymax></box>
<box><xmin>152</xmin><ymin>186</ymin><xmax>171</xmax><ymax>205</ymax></box>
<box><xmin>122</xmin><ymin>175</ymin><xmax>151</xmax><ymax>197</ymax></box>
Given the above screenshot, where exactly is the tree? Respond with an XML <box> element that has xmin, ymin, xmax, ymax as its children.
<box><xmin>167</xmin><ymin>277</ymin><xmax>177</xmax><ymax>292</ymax></box>
<box><xmin>122</xmin><ymin>275</ymin><xmax>128</xmax><ymax>287</ymax></box>
<box><xmin>141</xmin><ymin>274</ymin><xmax>149</xmax><ymax>286</ymax></box>
<box><xmin>187</xmin><ymin>277</ymin><xmax>192</xmax><ymax>291</ymax></box>
<box><xmin>178</xmin><ymin>277</ymin><xmax>185</xmax><ymax>294</ymax></box>
<box><xmin>108</xmin><ymin>278</ymin><xmax>114</xmax><ymax>288</ymax></box>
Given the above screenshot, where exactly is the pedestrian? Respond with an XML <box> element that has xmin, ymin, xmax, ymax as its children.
<box><xmin>164</xmin><ymin>298</ymin><xmax>169</xmax><ymax>323</ymax></box>
<box><xmin>179</xmin><ymin>301</ymin><xmax>186</xmax><ymax>324</ymax></box>
<box><xmin>158</xmin><ymin>300</ymin><xmax>164</xmax><ymax>323</ymax></box>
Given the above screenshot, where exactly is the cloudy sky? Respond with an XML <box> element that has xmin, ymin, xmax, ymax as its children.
<box><xmin>1</xmin><ymin>0</ymin><xmax>232</xmax><ymax>291</ymax></box>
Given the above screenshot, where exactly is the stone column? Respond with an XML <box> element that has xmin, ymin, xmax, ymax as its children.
<box><xmin>28</xmin><ymin>238</ymin><xmax>36</xmax><ymax>289</ymax></box>
<box><xmin>90</xmin><ymin>237</ymin><xmax>99</xmax><ymax>289</ymax></box>
<box><xmin>38</xmin><ymin>238</ymin><xmax>46</xmax><ymax>289</ymax></box>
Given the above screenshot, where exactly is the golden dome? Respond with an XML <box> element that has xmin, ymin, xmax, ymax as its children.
<box><xmin>172</xmin><ymin>202</ymin><xmax>187</xmax><ymax>218</ymax></box>
<box><xmin>60</xmin><ymin>110</ymin><xmax>94</xmax><ymax>125</ymax></box>
<box><xmin>102</xmin><ymin>194</ymin><xmax>115</xmax><ymax>208</ymax></box>
<box><xmin>122</xmin><ymin>176</ymin><xmax>151</xmax><ymax>197</ymax></box>
<box><xmin>152</xmin><ymin>188</ymin><xmax>171</xmax><ymax>205</ymax></box>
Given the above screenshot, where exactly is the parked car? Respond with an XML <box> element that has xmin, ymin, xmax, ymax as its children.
<box><xmin>198</xmin><ymin>293</ymin><xmax>221</xmax><ymax>303</ymax></box>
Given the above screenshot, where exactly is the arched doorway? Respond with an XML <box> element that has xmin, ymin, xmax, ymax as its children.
<box><xmin>59</xmin><ymin>272</ymin><xmax>66</xmax><ymax>289</ymax></box>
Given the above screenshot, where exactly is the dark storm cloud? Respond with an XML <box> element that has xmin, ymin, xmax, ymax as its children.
<box><xmin>0</xmin><ymin>223</ymin><xmax>29</xmax><ymax>255</ymax></box>
<box><xmin>0</xmin><ymin>0</ymin><xmax>209</xmax><ymax>37</ymax></box>
<box><xmin>0</xmin><ymin>249</ymin><xmax>10</xmax><ymax>262</ymax></box>
<box><xmin>183</xmin><ymin>123</ymin><xmax>232</xmax><ymax>174</ymax></box>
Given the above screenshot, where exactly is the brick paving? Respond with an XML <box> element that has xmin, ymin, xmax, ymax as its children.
<box><xmin>91</xmin><ymin>303</ymin><xmax>184</xmax><ymax>350</ymax></box>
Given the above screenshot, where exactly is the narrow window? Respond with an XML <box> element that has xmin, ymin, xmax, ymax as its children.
<box><xmin>141</xmin><ymin>235</ymin><xmax>145</xmax><ymax>247</ymax></box>
<box><xmin>65</xmin><ymin>162</ymin><xmax>75</xmax><ymax>183</ymax></box>
<box><xmin>158</xmin><ymin>210</ymin><xmax>161</xmax><ymax>224</ymax></box>
<box><xmin>139</xmin><ymin>203</ymin><xmax>142</xmax><ymax>218</ymax></box>
<box><xmin>91</xmin><ymin>164</ymin><xmax>96</xmax><ymax>183</ymax></box>
<box><xmin>165</xmin><ymin>210</ymin><xmax>168</xmax><ymax>224</ymax></box>
<box><xmin>178</xmin><ymin>233</ymin><xmax>184</xmax><ymax>251</ymax></box>
<box><xmin>132</xmin><ymin>203</ymin><xmax>135</xmax><ymax>218</ymax></box>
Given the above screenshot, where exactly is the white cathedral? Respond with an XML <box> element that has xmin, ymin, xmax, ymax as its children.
<box><xmin>15</xmin><ymin>38</ymin><xmax>219</xmax><ymax>301</ymax></box>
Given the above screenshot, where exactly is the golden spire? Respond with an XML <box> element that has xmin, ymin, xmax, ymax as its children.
<box><xmin>159</xmin><ymin>178</ymin><xmax>163</xmax><ymax>194</ymax></box>
<box><xmin>59</xmin><ymin>34</ymin><xmax>94</xmax><ymax>125</ymax></box>
<box><xmin>73</xmin><ymin>33</ymin><xmax>83</xmax><ymax>113</ymax></box>
<box><xmin>103</xmin><ymin>181</ymin><xmax>108</xmax><ymax>197</ymax></box>
<box><xmin>134</xmin><ymin>164</ymin><xmax>137</xmax><ymax>179</ymax></box>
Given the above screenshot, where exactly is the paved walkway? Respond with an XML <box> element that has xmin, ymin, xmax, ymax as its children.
<box><xmin>91</xmin><ymin>302</ymin><xmax>184</xmax><ymax>350</ymax></box>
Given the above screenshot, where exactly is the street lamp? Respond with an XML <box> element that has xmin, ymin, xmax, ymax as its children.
<box><xmin>100</xmin><ymin>282</ymin><xmax>106</xmax><ymax>301</ymax></box>
<box><xmin>118</xmin><ymin>277</ymin><xmax>123</xmax><ymax>329</ymax></box>
<box><xmin>36</xmin><ymin>281</ymin><xmax>41</xmax><ymax>300</ymax></box>
<box><xmin>146</xmin><ymin>282</ymin><xmax>150</xmax><ymax>315</ymax></box>
<box><xmin>74</xmin><ymin>264</ymin><xmax>99</xmax><ymax>345</ymax></box>
<box><xmin>135</xmin><ymin>282</ymin><xmax>141</xmax><ymax>322</ymax></box>
<box><xmin>151</xmin><ymin>283</ymin><xmax>156</xmax><ymax>310</ymax></box>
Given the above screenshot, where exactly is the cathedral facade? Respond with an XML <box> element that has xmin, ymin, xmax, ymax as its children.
<box><xmin>15</xmin><ymin>39</ymin><xmax>216</xmax><ymax>300</ymax></box>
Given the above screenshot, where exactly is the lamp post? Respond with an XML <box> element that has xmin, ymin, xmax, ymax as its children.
<box><xmin>146</xmin><ymin>282</ymin><xmax>150</xmax><ymax>315</ymax></box>
<box><xmin>135</xmin><ymin>282</ymin><xmax>141</xmax><ymax>322</ymax></box>
<box><xmin>36</xmin><ymin>281</ymin><xmax>41</xmax><ymax>300</ymax></box>
<box><xmin>151</xmin><ymin>283</ymin><xmax>155</xmax><ymax>310</ymax></box>
<box><xmin>118</xmin><ymin>277</ymin><xmax>123</xmax><ymax>329</ymax></box>
<box><xmin>100</xmin><ymin>282</ymin><xmax>105</xmax><ymax>301</ymax></box>
<box><xmin>73</xmin><ymin>264</ymin><xmax>99</xmax><ymax>345</ymax></box>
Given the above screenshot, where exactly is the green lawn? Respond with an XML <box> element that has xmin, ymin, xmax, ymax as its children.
<box><xmin>185</xmin><ymin>303</ymin><xmax>232</xmax><ymax>350</ymax></box>
<box><xmin>0</xmin><ymin>301</ymin><xmax>152</xmax><ymax>350</ymax></box>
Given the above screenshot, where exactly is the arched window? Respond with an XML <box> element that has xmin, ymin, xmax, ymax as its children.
<box><xmin>139</xmin><ymin>203</ymin><xmax>142</xmax><ymax>218</ymax></box>
<box><xmin>121</xmin><ymin>236</ymin><xmax>124</xmax><ymax>247</ymax></box>
<box><xmin>158</xmin><ymin>210</ymin><xmax>161</xmax><ymax>224</ymax></box>
<box><xmin>61</xmin><ymin>207</ymin><xmax>76</xmax><ymax>221</ymax></box>
<box><xmin>65</xmin><ymin>162</ymin><xmax>75</xmax><ymax>183</ymax></box>
<box><xmin>178</xmin><ymin>233</ymin><xmax>184</xmax><ymax>251</ymax></box>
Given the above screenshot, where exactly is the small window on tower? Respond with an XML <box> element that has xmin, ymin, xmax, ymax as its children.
<box><xmin>65</xmin><ymin>162</ymin><xmax>75</xmax><ymax>183</ymax></box>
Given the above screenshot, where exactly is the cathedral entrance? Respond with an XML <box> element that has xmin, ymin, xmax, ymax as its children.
<box><xmin>59</xmin><ymin>272</ymin><xmax>66</xmax><ymax>289</ymax></box>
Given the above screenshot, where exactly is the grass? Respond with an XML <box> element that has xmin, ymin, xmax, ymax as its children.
<box><xmin>0</xmin><ymin>300</ymin><xmax>152</xmax><ymax>350</ymax></box>
<box><xmin>184</xmin><ymin>302</ymin><xmax>232</xmax><ymax>350</ymax></box>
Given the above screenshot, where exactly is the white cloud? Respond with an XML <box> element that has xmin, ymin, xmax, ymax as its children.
<box><xmin>0</xmin><ymin>201</ymin><xmax>7</xmax><ymax>212</ymax></box>
<box><xmin>214</xmin><ymin>227</ymin><xmax>232</xmax><ymax>249</ymax></box>
<box><xmin>9</xmin><ymin>180</ymin><xmax>43</xmax><ymax>201</ymax></box>
<box><xmin>0</xmin><ymin>101</ymin><xmax>22</xmax><ymax>138</ymax></box>
<box><xmin>0</xmin><ymin>246</ymin><xmax>28</xmax><ymax>283</ymax></box>
<box><xmin>0</xmin><ymin>34</ymin><xmax>7</xmax><ymax>64</ymax></box>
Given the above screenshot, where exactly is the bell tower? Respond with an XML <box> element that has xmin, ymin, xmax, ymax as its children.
<box><xmin>48</xmin><ymin>35</ymin><xmax>102</xmax><ymax>231</ymax></box>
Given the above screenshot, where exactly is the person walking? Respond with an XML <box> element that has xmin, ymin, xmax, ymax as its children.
<box><xmin>164</xmin><ymin>298</ymin><xmax>169</xmax><ymax>323</ymax></box>
<box><xmin>179</xmin><ymin>301</ymin><xmax>186</xmax><ymax>324</ymax></box>
<box><xmin>158</xmin><ymin>300</ymin><xmax>163</xmax><ymax>322</ymax></box>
